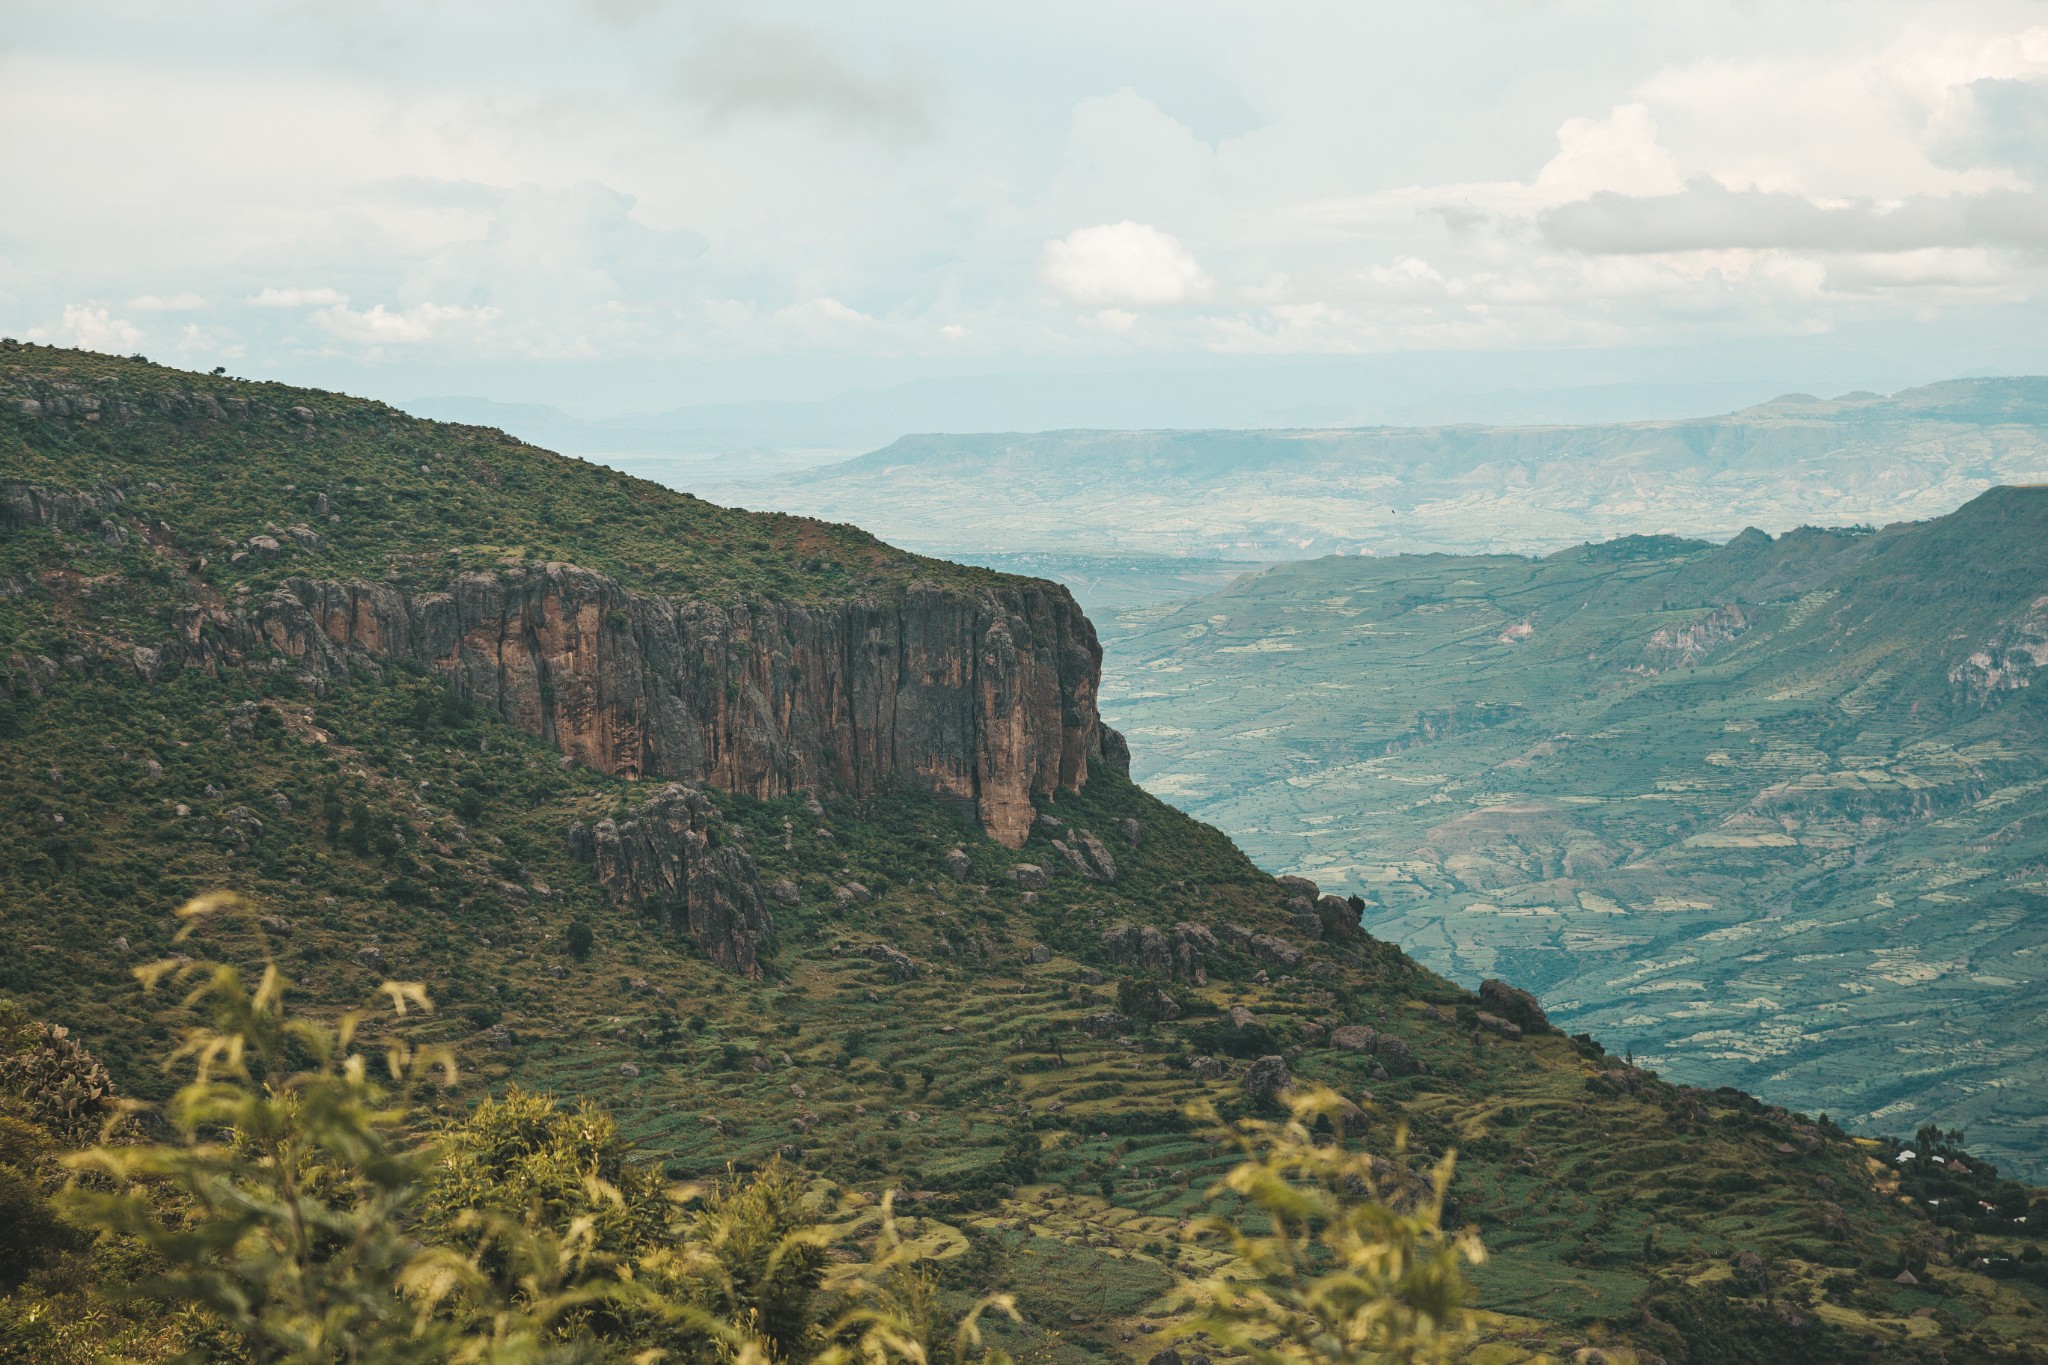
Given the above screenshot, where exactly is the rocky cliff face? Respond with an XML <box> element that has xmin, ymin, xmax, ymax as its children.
<box><xmin>569</xmin><ymin>785</ymin><xmax>772</xmax><ymax>977</ymax></box>
<box><xmin>71</xmin><ymin>549</ymin><xmax>1116</xmax><ymax>848</ymax></box>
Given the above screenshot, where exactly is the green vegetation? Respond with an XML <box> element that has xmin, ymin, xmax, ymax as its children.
<box><xmin>0</xmin><ymin>341</ymin><xmax>997</xmax><ymax>608</ymax></box>
<box><xmin>4</xmin><ymin>349</ymin><xmax>2047</xmax><ymax>1361</ymax></box>
<box><xmin>1103</xmin><ymin>492</ymin><xmax>2048</xmax><ymax>1180</ymax></box>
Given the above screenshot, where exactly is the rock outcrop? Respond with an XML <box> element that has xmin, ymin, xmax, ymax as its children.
<box><xmin>123</xmin><ymin>556</ymin><xmax>1117</xmax><ymax>847</ymax></box>
<box><xmin>1479</xmin><ymin>978</ymin><xmax>1552</xmax><ymax>1034</ymax></box>
<box><xmin>1101</xmin><ymin>921</ymin><xmax>1216</xmax><ymax>984</ymax></box>
<box><xmin>1050</xmin><ymin>828</ymin><xmax>1119</xmax><ymax>882</ymax></box>
<box><xmin>573</xmin><ymin>784</ymin><xmax>773</xmax><ymax>977</ymax></box>
<box><xmin>1330</xmin><ymin>1025</ymin><xmax>1423</xmax><ymax>1075</ymax></box>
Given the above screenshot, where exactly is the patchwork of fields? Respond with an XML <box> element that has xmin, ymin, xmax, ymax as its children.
<box><xmin>1101</xmin><ymin>493</ymin><xmax>2048</xmax><ymax>1177</ymax></box>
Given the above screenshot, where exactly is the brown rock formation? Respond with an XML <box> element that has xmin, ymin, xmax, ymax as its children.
<box><xmin>1479</xmin><ymin>978</ymin><xmax>1552</xmax><ymax>1034</ymax></box>
<box><xmin>156</xmin><ymin>560</ymin><xmax>1118</xmax><ymax>846</ymax></box>
<box><xmin>573</xmin><ymin>784</ymin><xmax>773</xmax><ymax>977</ymax></box>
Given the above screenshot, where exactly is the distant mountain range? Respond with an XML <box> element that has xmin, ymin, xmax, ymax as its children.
<box><xmin>705</xmin><ymin>378</ymin><xmax>2048</xmax><ymax>564</ymax></box>
<box><xmin>1099</xmin><ymin>486</ymin><xmax>2048</xmax><ymax>1177</ymax></box>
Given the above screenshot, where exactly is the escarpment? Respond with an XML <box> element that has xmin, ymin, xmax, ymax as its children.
<box><xmin>1</xmin><ymin>488</ymin><xmax>1119</xmax><ymax>847</ymax></box>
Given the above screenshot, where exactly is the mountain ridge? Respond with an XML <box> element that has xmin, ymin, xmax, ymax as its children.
<box><xmin>6</xmin><ymin>346</ymin><xmax>2048</xmax><ymax>1362</ymax></box>
<box><xmin>1099</xmin><ymin>485</ymin><xmax>2048</xmax><ymax>1179</ymax></box>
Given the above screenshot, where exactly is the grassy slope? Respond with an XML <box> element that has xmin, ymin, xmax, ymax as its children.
<box><xmin>1101</xmin><ymin>492</ymin><xmax>2048</xmax><ymax>1181</ymax></box>
<box><xmin>0</xmin><ymin>342</ymin><xmax>997</xmax><ymax>614</ymax></box>
<box><xmin>3</xmin><ymin>350</ymin><xmax>2046</xmax><ymax>1362</ymax></box>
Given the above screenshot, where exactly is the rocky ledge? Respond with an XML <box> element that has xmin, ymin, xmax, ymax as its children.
<box><xmin>1</xmin><ymin>482</ymin><xmax>1126</xmax><ymax>850</ymax></box>
<box><xmin>569</xmin><ymin>784</ymin><xmax>773</xmax><ymax>977</ymax></box>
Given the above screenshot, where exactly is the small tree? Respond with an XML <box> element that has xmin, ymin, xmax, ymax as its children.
<box><xmin>566</xmin><ymin>923</ymin><xmax>595</xmax><ymax>961</ymax></box>
<box><xmin>1184</xmin><ymin>1086</ymin><xmax>1483</xmax><ymax>1365</ymax></box>
<box><xmin>62</xmin><ymin>894</ymin><xmax>609</xmax><ymax>1363</ymax></box>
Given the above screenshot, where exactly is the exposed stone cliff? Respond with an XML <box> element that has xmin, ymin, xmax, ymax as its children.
<box><xmin>0</xmin><ymin>487</ymin><xmax>1120</xmax><ymax>848</ymax></box>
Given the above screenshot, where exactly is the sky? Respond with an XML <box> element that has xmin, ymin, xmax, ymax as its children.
<box><xmin>7</xmin><ymin>0</ymin><xmax>2048</xmax><ymax>421</ymax></box>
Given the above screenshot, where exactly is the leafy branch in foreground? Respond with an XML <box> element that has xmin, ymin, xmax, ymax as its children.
<box><xmin>61</xmin><ymin>894</ymin><xmax>610</xmax><ymax>1363</ymax></box>
<box><xmin>46</xmin><ymin>895</ymin><xmax>1022</xmax><ymax>1365</ymax></box>
<box><xmin>1184</xmin><ymin>1087</ymin><xmax>1484</xmax><ymax>1365</ymax></box>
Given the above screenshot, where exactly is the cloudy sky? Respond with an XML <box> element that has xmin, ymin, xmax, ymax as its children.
<box><xmin>7</xmin><ymin>0</ymin><xmax>2048</xmax><ymax>418</ymax></box>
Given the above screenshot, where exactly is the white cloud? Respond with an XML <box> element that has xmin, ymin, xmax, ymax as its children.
<box><xmin>252</xmin><ymin>286</ymin><xmax>350</xmax><ymax>308</ymax></box>
<box><xmin>1533</xmin><ymin>104</ymin><xmax>1686</xmax><ymax>203</ymax></box>
<box><xmin>128</xmin><ymin>292</ymin><xmax>206</xmax><ymax>311</ymax></box>
<box><xmin>1039</xmin><ymin>222</ymin><xmax>1212</xmax><ymax>309</ymax></box>
<box><xmin>311</xmin><ymin>301</ymin><xmax>500</xmax><ymax>345</ymax></box>
<box><xmin>27</xmin><ymin>305</ymin><xmax>144</xmax><ymax>354</ymax></box>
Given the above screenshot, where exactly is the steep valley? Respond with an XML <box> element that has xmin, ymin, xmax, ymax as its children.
<box><xmin>5</xmin><ymin>345</ymin><xmax>2048</xmax><ymax>1362</ymax></box>
<box><xmin>1100</xmin><ymin>492</ymin><xmax>2048</xmax><ymax>1181</ymax></box>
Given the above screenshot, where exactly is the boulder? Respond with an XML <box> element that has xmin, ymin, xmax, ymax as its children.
<box><xmin>1276</xmin><ymin>874</ymin><xmax>1319</xmax><ymax>899</ymax></box>
<box><xmin>944</xmin><ymin>848</ymin><xmax>971</xmax><ymax>880</ymax></box>
<box><xmin>863</xmin><ymin>943</ymin><xmax>919</xmax><ymax>980</ymax></box>
<box><xmin>1315</xmin><ymin>894</ymin><xmax>1363</xmax><ymax>940</ymax></box>
<box><xmin>1243</xmin><ymin>1055</ymin><xmax>1292</xmax><ymax>1103</ymax></box>
<box><xmin>1479</xmin><ymin>978</ymin><xmax>1551</xmax><ymax>1034</ymax></box>
<box><xmin>1009</xmin><ymin>863</ymin><xmax>1048</xmax><ymax>891</ymax></box>
<box><xmin>1100</xmin><ymin>920</ymin><xmax>1214</xmax><ymax>984</ymax></box>
<box><xmin>1189</xmin><ymin>1055</ymin><xmax>1229</xmax><ymax>1080</ymax></box>
<box><xmin>1330</xmin><ymin>1026</ymin><xmax>1422</xmax><ymax>1076</ymax></box>
<box><xmin>1081</xmin><ymin>1010</ymin><xmax>1132</xmax><ymax>1038</ymax></box>
<box><xmin>246</xmin><ymin>534</ymin><xmax>282</xmax><ymax>559</ymax></box>
<box><xmin>769</xmin><ymin>878</ymin><xmax>801</xmax><ymax>905</ymax></box>
<box><xmin>1120</xmin><ymin>816</ymin><xmax>1141</xmax><ymax>847</ymax></box>
<box><xmin>1475</xmin><ymin>1011</ymin><xmax>1524</xmax><ymax>1041</ymax></box>
<box><xmin>1228</xmin><ymin>1005</ymin><xmax>1257</xmax><ymax>1029</ymax></box>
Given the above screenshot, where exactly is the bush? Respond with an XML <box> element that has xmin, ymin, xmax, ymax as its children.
<box><xmin>566</xmin><ymin>922</ymin><xmax>595</xmax><ymax>960</ymax></box>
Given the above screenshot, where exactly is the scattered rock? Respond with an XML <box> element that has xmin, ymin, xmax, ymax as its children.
<box><xmin>1479</xmin><ymin>978</ymin><xmax>1552</xmax><ymax>1034</ymax></box>
<box><xmin>769</xmin><ymin>878</ymin><xmax>801</xmax><ymax>905</ymax></box>
<box><xmin>1027</xmin><ymin>944</ymin><xmax>1052</xmax><ymax>964</ymax></box>
<box><xmin>1329</xmin><ymin>1026</ymin><xmax>1422</xmax><ymax>1075</ymax></box>
<box><xmin>619</xmin><ymin>1063</ymin><xmax>641</xmax><ymax>1078</ymax></box>
<box><xmin>246</xmin><ymin>534</ymin><xmax>282</xmax><ymax>559</ymax></box>
<box><xmin>1189</xmin><ymin>1055</ymin><xmax>1230</xmax><ymax>1081</ymax></box>
<box><xmin>358</xmin><ymin>945</ymin><xmax>387</xmax><ymax>971</ymax></box>
<box><xmin>1008</xmin><ymin>863</ymin><xmax>1048</xmax><ymax>890</ymax></box>
<box><xmin>1228</xmin><ymin>1005</ymin><xmax>1257</xmax><ymax>1029</ymax></box>
<box><xmin>1475</xmin><ymin>1011</ymin><xmax>1524</xmax><ymax>1041</ymax></box>
<box><xmin>1081</xmin><ymin>1010</ymin><xmax>1131</xmax><ymax>1038</ymax></box>
<box><xmin>258</xmin><ymin>916</ymin><xmax>292</xmax><ymax>936</ymax></box>
<box><xmin>1894</xmin><ymin>1269</ymin><xmax>1920</xmax><ymax>1286</ymax></box>
<box><xmin>863</xmin><ymin>942</ymin><xmax>919</xmax><ymax>980</ymax></box>
<box><xmin>944</xmin><ymin>848</ymin><xmax>971</xmax><ymax>880</ymax></box>
<box><xmin>1243</xmin><ymin>1055</ymin><xmax>1292</xmax><ymax>1102</ymax></box>
<box><xmin>1100</xmin><ymin>920</ymin><xmax>1215</xmax><ymax>984</ymax></box>
<box><xmin>1315</xmin><ymin>894</ymin><xmax>1364</xmax><ymax>940</ymax></box>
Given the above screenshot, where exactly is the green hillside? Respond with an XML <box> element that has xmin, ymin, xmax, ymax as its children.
<box><xmin>4</xmin><ymin>348</ymin><xmax>2048</xmax><ymax>1363</ymax></box>
<box><xmin>1102</xmin><ymin>488</ymin><xmax>2048</xmax><ymax>1180</ymax></box>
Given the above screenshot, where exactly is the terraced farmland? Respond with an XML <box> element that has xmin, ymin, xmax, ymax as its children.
<box><xmin>1101</xmin><ymin>489</ymin><xmax>2048</xmax><ymax>1178</ymax></box>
